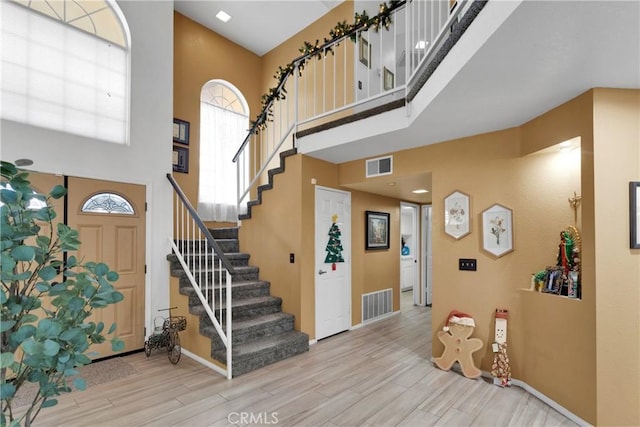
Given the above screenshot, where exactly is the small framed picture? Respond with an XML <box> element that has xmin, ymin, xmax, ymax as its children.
<box><xmin>481</xmin><ymin>203</ymin><xmax>513</xmax><ymax>257</ymax></box>
<box><xmin>172</xmin><ymin>145</ymin><xmax>189</xmax><ymax>173</ymax></box>
<box><xmin>383</xmin><ymin>67</ymin><xmax>394</xmax><ymax>91</ymax></box>
<box><xmin>444</xmin><ymin>190</ymin><xmax>470</xmax><ymax>240</ymax></box>
<box><xmin>630</xmin><ymin>181</ymin><xmax>640</xmax><ymax>249</ymax></box>
<box><xmin>366</xmin><ymin>210</ymin><xmax>390</xmax><ymax>250</ymax></box>
<box><xmin>173</xmin><ymin>118</ymin><xmax>190</xmax><ymax>145</ymax></box>
<box><xmin>359</xmin><ymin>35</ymin><xmax>370</xmax><ymax>68</ymax></box>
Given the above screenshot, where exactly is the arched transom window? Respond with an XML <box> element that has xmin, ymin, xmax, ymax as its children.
<box><xmin>81</xmin><ymin>192</ymin><xmax>134</xmax><ymax>215</ymax></box>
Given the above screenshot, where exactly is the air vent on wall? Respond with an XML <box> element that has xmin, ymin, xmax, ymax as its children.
<box><xmin>366</xmin><ymin>155</ymin><xmax>393</xmax><ymax>178</ymax></box>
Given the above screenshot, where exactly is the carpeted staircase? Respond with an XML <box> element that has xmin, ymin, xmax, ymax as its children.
<box><xmin>168</xmin><ymin>227</ymin><xmax>309</xmax><ymax>376</ymax></box>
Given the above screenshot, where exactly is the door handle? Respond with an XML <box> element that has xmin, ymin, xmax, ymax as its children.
<box><xmin>318</xmin><ymin>269</ymin><xmax>327</xmax><ymax>275</ymax></box>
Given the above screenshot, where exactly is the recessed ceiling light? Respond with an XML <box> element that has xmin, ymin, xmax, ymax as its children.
<box><xmin>216</xmin><ymin>10</ymin><xmax>231</xmax><ymax>23</ymax></box>
<box><xmin>412</xmin><ymin>189</ymin><xmax>429</xmax><ymax>194</ymax></box>
<box><xmin>15</xmin><ymin>158</ymin><xmax>34</xmax><ymax>167</ymax></box>
<box><xmin>415</xmin><ymin>40</ymin><xmax>428</xmax><ymax>49</ymax></box>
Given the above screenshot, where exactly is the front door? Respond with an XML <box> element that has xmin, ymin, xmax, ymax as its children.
<box><xmin>315</xmin><ymin>186</ymin><xmax>351</xmax><ymax>340</ymax></box>
<box><xmin>67</xmin><ymin>177</ymin><xmax>146</xmax><ymax>358</ymax></box>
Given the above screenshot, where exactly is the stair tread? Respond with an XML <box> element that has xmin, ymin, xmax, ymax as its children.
<box><xmin>190</xmin><ymin>295</ymin><xmax>281</xmax><ymax>311</ymax></box>
<box><xmin>231</xmin><ymin>312</ymin><xmax>293</xmax><ymax>329</ymax></box>
<box><xmin>230</xmin><ymin>331</ymin><xmax>309</xmax><ymax>357</ymax></box>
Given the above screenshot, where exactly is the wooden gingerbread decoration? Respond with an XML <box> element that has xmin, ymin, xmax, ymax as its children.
<box><xmin>434</xmin><ymin>310</ymin><xmax>484</xmax><ymax>378</ymax></box>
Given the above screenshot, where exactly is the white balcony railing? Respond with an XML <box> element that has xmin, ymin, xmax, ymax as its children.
<box><xmin>167</xmin><ymin>174</ymin><xmax>233</xmax><ymax>379</ymax></box>
<box><xmin>234</xmin><ymin>0</ymin><xmax>473</xmax><ymax>216</ymax></box>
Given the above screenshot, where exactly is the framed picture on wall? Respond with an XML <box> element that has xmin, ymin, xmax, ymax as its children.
<box><xmin>359</xmin><ymin>35</ymin><xmax>370</xmax><ymax>68</ymax></box>
<box><xmin>444</xmin><ymin>190</ymin><xmax>471</xmax><ymax>240</ymax></box>
<box><xmin>481</xmin><ymin>203</ymin><xmax>513</xmax><ymax>257</ymax></box>
<box><xmin>173</xmin><ymin>118</ymin><xmax>190</xmax><ymax>145</ymax></box>
<box><xmin>172</xmin><ymin>145</ymin><xmax>189</xmax><ymax>173</ymax></box>
<box><xmin>366</xmin><ymin>210</ymin><xmax>390</xmax><ymax>250</ymax></box>
<box><xmin>630</xmin><ymin>181</ymin><xmax>640</xmax><ymax>248</ymax></box>
<box><xmin>383</xmin><ymin>67</ymin><xmax>394</xmax><ymax>91</ymax></box>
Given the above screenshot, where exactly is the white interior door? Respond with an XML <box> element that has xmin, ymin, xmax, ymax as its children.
<box><xmin>315</xmin><ymin>186</ymin><xmax>351</xmax><ymax>340</ymax></box>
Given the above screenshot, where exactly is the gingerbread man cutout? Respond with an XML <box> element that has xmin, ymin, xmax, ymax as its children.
<box><xmin>434</xmin><ymin>317</ymin><xmax>483</xmax><ymax>378</ymax></box>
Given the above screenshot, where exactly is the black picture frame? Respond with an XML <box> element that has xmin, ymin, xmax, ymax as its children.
<box><xmin>172</xmin><ymin>145</ymin><xmax>189</xmax><ymax>173</ymax></box>
<box><xmin>630</xmin><ymin>181</ymin><xmax>640</xmax><ymax>249</ymax></box>
<box><xmin>173</xmin><ymin>118</ymin><xmax>190</xmax><ymax>145</ymax></box>
<box><xmin>366</xmin><ymin>210</ymin><xmax>390</xmax><ymax>250</ymax></box>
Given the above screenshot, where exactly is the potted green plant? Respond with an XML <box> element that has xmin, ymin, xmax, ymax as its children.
<box><xmin>1</xmin><ymin>161</ymin><xmax>124</xmax><ymax>426</ymax></box>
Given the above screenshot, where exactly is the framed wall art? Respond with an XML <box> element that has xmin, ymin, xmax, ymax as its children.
<box><xmin>366</xmin><ymin>210</ymin><xmax>390</xmax><ymax>250</ymax></box>
<box><xmin>444</xmin><ymin>190</ymin><xmax>470</xmax><ymax>240</ymax></box>
<box><xmin>359</xmin><ymin>35</ymin><xmax>370</xmax><ymax>68</ymax></box>
<box><xmin>173</xmin><ymin>118</ymin><xmax>190</xmax><ymax>145</ymax></box>
<box><xmin>481</xmin><ymin>203</ymin><xmax>513</xmax><ymax>257</ymax></box>
<box><xmin>630</xmin><ymin>181</ymin><xmax>640</xmax><ymax>249</ymax></box>
<box><xmin>383</xmin><ymin>67</ymin><xmax>394</xmax><ymax>90</ymax></box>
<box><xmin>172</xmin><ymin>145</ymin><xmax>189</xmax><ymax>173</ymax></box>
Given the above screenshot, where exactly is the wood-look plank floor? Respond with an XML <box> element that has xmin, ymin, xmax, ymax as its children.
<box><xmin>28</xmin><ymin>292</ymin><xmax>579</xmax><ymax>426</ymax></box>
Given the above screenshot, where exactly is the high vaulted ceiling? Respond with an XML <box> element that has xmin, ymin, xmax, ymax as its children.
<box><xmin>174</xmin><ymin>0</ymin><xmax>344</xmax><ymax>56</ymax></box>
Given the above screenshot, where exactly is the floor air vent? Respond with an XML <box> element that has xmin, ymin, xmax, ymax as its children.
<box><xmin>366</xmin><ymin>155</ymin><xmax>393</xmax><ymax>178</ymax></box>
<box><xmin>362</xmin><ymin>288</ymin><xmax>393</xmax><ymax>323</ymax></box>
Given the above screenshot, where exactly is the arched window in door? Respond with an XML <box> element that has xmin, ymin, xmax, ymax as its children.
<box><xmin>198</xmin><ymin>80</ymin><xmax>249</xmax><ymax>222</ymax></box>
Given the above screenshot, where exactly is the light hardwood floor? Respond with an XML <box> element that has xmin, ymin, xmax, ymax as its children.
<box><xmin>31</xmin><ymin>292</ymin><xmax>579</xmax><ymax>426</ymax></box>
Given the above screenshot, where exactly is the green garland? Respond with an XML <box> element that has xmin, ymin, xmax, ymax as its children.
<box><xmin>249</xmin><ymin>0</ymin><xmax>405</xmax><ymax>133</ymax></box>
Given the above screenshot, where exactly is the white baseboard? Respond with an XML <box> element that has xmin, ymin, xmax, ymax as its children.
<box><xmin>182</xmin><ymin>348</ymin><xmax>229</xmax><ymax>379</ymax></box>
<box><xmin>429</xmin><ymin>358</ymin><xmax>590</xmax><ymax>426</ymax></box>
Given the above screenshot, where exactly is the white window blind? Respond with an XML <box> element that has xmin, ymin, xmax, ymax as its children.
<box><xmin>1</xmin><ymin>1</ymin><xmax>129</xmax><ymax>144</ymax></box>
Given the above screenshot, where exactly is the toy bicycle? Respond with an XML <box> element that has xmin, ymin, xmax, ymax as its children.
<box><xmin>144</xmin><ymin>307</ymin><xmax>186</xmax><ymax>364</ymax></box>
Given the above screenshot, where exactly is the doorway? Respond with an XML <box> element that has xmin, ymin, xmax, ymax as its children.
<box><xmin>315</xmin><ymin>186</ymin><xmax>351</xmax><ymax>340</ymax></box>
<box><xmin>67</xmin><ymin>177</ymin><xmax>146</xmax><ymax>358</ymax></box>
<box><xmin>400</xmin><ymin>202</ymin><xmax>420</xmax><ymax>308</ymax></box>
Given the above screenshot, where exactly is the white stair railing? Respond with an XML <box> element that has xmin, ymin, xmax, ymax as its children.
<box><xmin>167</xmin><ymin>174</ymin><xmax>233</xmax><ymax>379</ymax></box>
<box><xmin>234</xmin><ymin>0</ymin><xmax>474</xmax><ymax>214</ymax></box>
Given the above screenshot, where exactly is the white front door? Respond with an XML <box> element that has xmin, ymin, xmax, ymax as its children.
<box><xmin>315</xmin><ymin>186</ymin><xmax>351</xmax><ymax>340</ymax></box>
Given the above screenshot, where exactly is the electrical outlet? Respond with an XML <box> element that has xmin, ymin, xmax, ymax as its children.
<box><xmin>459</xmin><ymin>258</ymin><xmax>477</xmax><ymax>271</ymax></box>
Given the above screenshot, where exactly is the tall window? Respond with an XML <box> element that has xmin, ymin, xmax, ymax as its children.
<box><xmin>1</xmin><ymin>0</ymin><xmax>130</xmax><ymax>144</ymax></box>
<box><xmin>198</xmin><ymin>81</ymin><xmax>249</xmax><ymax>222</ymax></box>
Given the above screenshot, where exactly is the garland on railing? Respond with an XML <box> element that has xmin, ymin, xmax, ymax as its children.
<box><xmin>249</xmin><ymin>0</ymin><xmax>405</xmax><ymax>132</ymax></box>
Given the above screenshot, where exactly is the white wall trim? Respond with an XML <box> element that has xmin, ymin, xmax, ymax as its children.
<box><xmin>182</xmin><ymin>349</ymin><xmax>228</xmax><ymax>378</ymax></box>
<box><xmin>429</xmin><ymin>358</ymin><xmax>591</xmax><ymax>427</ymax></box>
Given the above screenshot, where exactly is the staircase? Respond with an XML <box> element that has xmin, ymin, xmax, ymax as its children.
<box><xmin>168</xmin><ymin>227</ymin><xmax>309</xmax><ymax>376</ymax></box>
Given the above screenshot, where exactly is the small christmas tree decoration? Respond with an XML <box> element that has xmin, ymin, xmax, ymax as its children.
<box><xmin>324</xmin><ymin>214</ymin><xmax>344</xmax><ymax>270</ymax></box>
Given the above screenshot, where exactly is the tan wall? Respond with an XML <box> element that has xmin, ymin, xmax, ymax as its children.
<box><xmin>173</xmin><ymin>12</ymin><xmax>263</xmax><ymax>214</ymax></box>
<box><xmin>239</xmin><ymin>154</ymin><xmax>401</xmax><ymax>339</ymax></box>
<box><xmin>592</xmin><ymin>88</ymin><xmax>640</xmax><ymax>427</ymax></box>
<box><xmin>339</xmin><ymin>93</ymin><xmax>592</xmax><ymax>422</ymax></box>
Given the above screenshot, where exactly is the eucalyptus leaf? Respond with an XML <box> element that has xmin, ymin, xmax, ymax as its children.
<box><xmin>0</xmin><ymin>320</ymin><xmax>16</xmax><ymax>333</ymax></box>
<box><xmin>0</xmin><ymin>383</ymin><xmax>16</xmax><ymax>400</ymax></box>
<box><xmin>10</xmin><ymin>245</ymin><xmax>36</xmax><ymax>261</ymax></box>
<box><xmin>41</xmin><ymin>399</ymin><xmax>58</xmax><ymax>408</ymax></box>
<box><xmin>0</xmin><ymin>352</ymin><xmax>15</xmax><ymax>368</ymax></box>
<box><xmin>49</xmin><ymin>185</ymin><xmax>67</xmax><ymax>199</ymax></box>
<box><xmin>38</xmin><ymin>265</ymin><xmax>58</xmax><ymax>281</ymax></box>
<box><xmin>72</xmin><ymin>377</ymin><xmax>86</xmax><ymax>391</ymax></box>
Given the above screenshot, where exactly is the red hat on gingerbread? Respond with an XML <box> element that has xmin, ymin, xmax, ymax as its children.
<box><xmin>443</xmin><ymin>310</ymin><xmax>475</xmax><ymax>332</ymax></box>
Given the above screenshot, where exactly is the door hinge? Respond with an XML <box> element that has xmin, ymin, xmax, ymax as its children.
<box><xmin>145</xmin><ymin>202</ymin><xmax>148</xmax><ymax>212</ymax></box>
<box><xmin>145</xmin><ymin>264</ymin><xmax>147</xmax><ymax>274</ymax></box>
